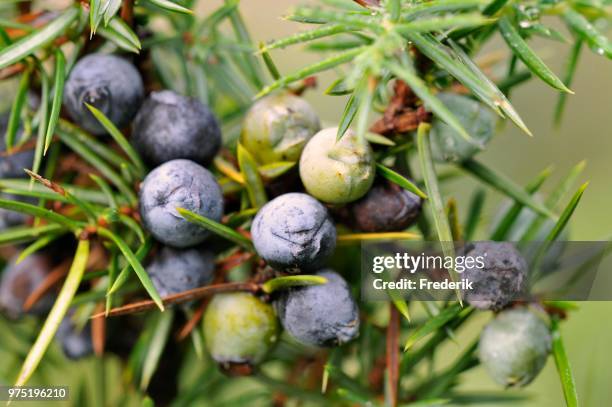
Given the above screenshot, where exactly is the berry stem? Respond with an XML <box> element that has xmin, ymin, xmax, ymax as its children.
<box><xmin>95</xmin><ymin>281</ymin><xmax>260</xmax><ymax>318</ymax></box>
<box><xmin>121</xmin><ymin>0</ymin><xmax>135</xmax><ymax>27</ymax></box>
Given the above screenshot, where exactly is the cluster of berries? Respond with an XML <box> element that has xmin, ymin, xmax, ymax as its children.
<box><xmin>0</xmin><ymin>52</ymin><xmax>551</xmax><ymax>386</ymax></box>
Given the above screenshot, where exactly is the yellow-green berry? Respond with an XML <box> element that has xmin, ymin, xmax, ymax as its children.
<box><xmin>203</xmin><ymin>292</ymin><xmax>279</xmax><ymax>374</ymax></box>
<box><xmin>299</xmin><ymin>128</ymin><xmax>375</xmax><ymax>204</ymax></box>
<box><xmin>241</xmin><ymin>93</ymin><xmax>321</xmax><ymax>164</ymax></box>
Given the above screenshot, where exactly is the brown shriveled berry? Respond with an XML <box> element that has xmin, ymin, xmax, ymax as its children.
<box><xmin>348</xmin><ymin>181</ymin><xmax>422</xmax><ymax>232</ymax></box>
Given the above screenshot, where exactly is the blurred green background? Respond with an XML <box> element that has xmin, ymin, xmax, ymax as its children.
<box><xmin>1</xmin><ymin>1</ymin><xmax>611</xmax><ymax>406</ymax></box>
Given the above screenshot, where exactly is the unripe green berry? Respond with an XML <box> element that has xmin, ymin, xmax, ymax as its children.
<box><xmin>430</xmin><ymin>93</ymin><xmax>496</xmax><ymax>163</ymax></box>
<box><xmin>299</xmin><ymin>128</ymin><xmax>375</xmax><ymax>204</ymax></box>
<box><xmin>241</xmin><ymin>93</ymin><xmax>321</xmax><ymax>164</ymax></box>
<box><xmin>478</xmin><ymin>308</ymin><xmax>551</xmax><ymax>387</ymax></box>
<box><xmin>203</xmin><ymin>292</ymin><xmax>278</xmax><ymax>373</ymax></box>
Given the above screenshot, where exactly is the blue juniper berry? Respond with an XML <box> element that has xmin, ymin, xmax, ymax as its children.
<box><xmin>139</xmin><ymin>159</ymin><xmax>224</xmax><ymax>248</ymax></box>
<box><xmin>274</xmin><ymin>270</ymin><xmax>360</xmax><ymax>347</ymax></box>
<box><xmin>251</xmin><ymin>193</ymin><xmax>336</xmax><ymax>272</ymax></box>
<box><xmin>64</xmin><ymin>53</ymin><xmax>144</xmax><ymax>135</ymax></box>
<box><xmin>132</xmin><ymin>90</ymin><xmax>221</xmax><ymax>167</ymax></box>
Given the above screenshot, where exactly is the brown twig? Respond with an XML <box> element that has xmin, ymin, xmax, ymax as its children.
<box><xmin>176</xmin><ymin>299</ymin><xmax>208</xmax><ymax>341</ymax></box>
<box><xmin>176</xmin><ymin>250</ymin><xmax>258</xmax><ymax>340</ymax></box>
<box><xmin>0</xmin><ymin>64</ymin><xmax>26</xmax><ymax>81</ymax></box>
<box><xmin>92</xmin><ymin>302</ymin><xmax>106</xmax><ymax>356</ymax></box>
<box><xmin>353</xmin><ymin>0</ymin><xmax>380</xmax><ymax>7</ymax></box>
<box><xmin>368</xmin><ymin>356</ymin><xmax>386</xmax><ymax>392</ymax></box>
<box><xmin>306</xmin><ymin>354</ymin><xmax>327</xmax><ymax>392</ymax></box>
<box><xmin>16</xmin><ymin>10</ymin><xmax>44</xmax><ymax>24</ymax></box>
<box><xmin>7</xmin><ymin>11</ymin><xmax>65</xmax><ymax>38</ymax></box>
<box><xmin>289</xmin><ymin>76</ymin><xmax>317</xmax><ymax>96</ymax></box>
<box><xmin>25</xmin><ymin>170</ymin><xmax>67</xmax><ymax>196</ymax></box>
<box><xmin>0</xmin><ymin>137</ymin><xmax>53</xmax><ymax>156</ymax></box>
<box><xmin>57</xmin><ymin>153</ymin><xmax>102</xmax><ymax>180</ymax></box>
<box><xmin>121</xmin><ymin>0</ymin><xmax>134</xmax><ymax>27</ymax></box>
<box><xmin>92</xmin><ymin>282</ymin><xmax>260</xmax><ymax>318</ymax></box>
<box><xmin>386</xmin><ymin>304</ymin><xmax>400</xmax><ymax>407</ymax></box>
<box><xmin>236</xmin><ymin>228</ymin><xmax>252</xmax><ymax>240</ymax></box>
<box><xmin>22</xmin><ymin>259</ymin><xmax>72</xmax><ymax>311</ymax></box>
<box><xmin>215</xmin><ymin>251</ymin><xmax>254</xmax><ymax>273</ymax></box>
<box><xmin>542</xmin><ymin>303</ymin><xmax>568</xmax><ymax>320</ymax></box>
<box><xmin>22</xmin><ymin>244</ymin><xmax>107</xmax><ymax>311</ymax></box>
